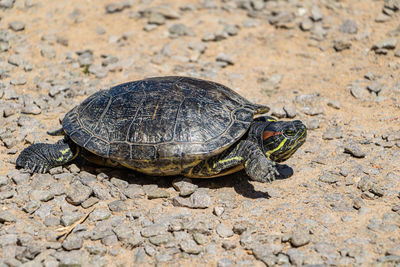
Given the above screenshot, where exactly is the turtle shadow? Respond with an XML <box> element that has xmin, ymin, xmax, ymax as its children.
<box><xmin>76</xmin><ymin>159</ymin><xmax>293</xmax><ymax>199</ymax></box>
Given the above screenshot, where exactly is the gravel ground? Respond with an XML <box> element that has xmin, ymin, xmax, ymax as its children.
<box><xmin>0</xmin><ymin>0</ymin><xmax>400</xmax><ymax>266</ymax></box>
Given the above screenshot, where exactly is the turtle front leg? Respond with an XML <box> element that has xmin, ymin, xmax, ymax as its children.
<box><xmin>16</xmin><ymin>138</ymin><xmax>79</xmax><ymax>173</ymax></box>
<box><xmin>243</xmin><ymin>143</ymin><xmax>279</xmax><ymax>183</ymax></box>
<box><xmin>188</xmin><ymin>140</ymin><xmax>278</xmax><ymax>182</ymax></box>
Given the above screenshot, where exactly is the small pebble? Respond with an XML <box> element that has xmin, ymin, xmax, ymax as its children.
<box><xmin>8</xmin><ymin>21</ymin><xmax>25</xmax><ymax>31</ymax></box>
<box><xmin>344</xmin><ymin>142</ymin><xmax>366</xmax><ymax>158</ymax></box>
<box><xmin>339</xmin><ymin>19</ymin><xmax>358</xmax><ymax>34</ymax></box>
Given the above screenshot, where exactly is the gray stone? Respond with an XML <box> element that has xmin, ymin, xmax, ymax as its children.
<box><xmin>34</xmin><ymin>203</ymin><xmax>53</xmax><ymax>219</ymax></box>
<box><xmin>216</xmin><ymin>223</ymin><xmax>234</xmax><ymax>238</ymax></box>
<box><xmin>180</xmin><ymin>239</ymin><xmax>202</xmax><ymax>254</ymax></box>
<box><xmin>375</xmin><ymin>13</ymin><xmax>391</xmax><ymax>22</ymax></box>
<box><xmin>310</xmin><ymin>5</ymin><xmax>323</xmax><ymax>21</ymax></box>
<box><xmin>306</xmin><ymin>119</ymin><xmax>320</xmax><ymax>130</ymax></box>
<box><xmin>61</xmin><ymin>211</ymin><xmax>85</xmax><ymax>226</ymax></box>
<box><xmin>133</xmin><ymin>247</ymin><xmax>146</xmax><ymax>264</ymax></box>
<box><xmin>224</xmin><ymin>24</ymin><xmax>239</xmax><ymax>36</ymax></box>
<box><xmin>88</xmin><ymin>64</ymin><xmax>108</xmax><ymax>78</ymax></box>
<box><xmin>290</xmin><ymin>230</ymin><xmax>310</xmax><ymax>247</ymax></box>
<box><xmin>9</xmin><ymin>171</ymin><xmax>30</xmax><ymax>185</ymax></box>
<box><xmin>8</xmin><ymin>21</ymin><xmax>25</xmax><ymax>31</ymax></box>
<box><xmin>322</xmin><ymin>127</ymin><xmax>343</xmax><ymax>140</ymax></box>
<box><xmin>62</xmin><ymin>234</ymin><xmax>83</xmax><ymax>250</ymax></box>
<box><xmin>350</xmin><ymin>82</ymin><xmax>370</xmax><ymax>100</ymax></box>
<box><xmin>252</xmin><ymin>244</ymin><xmax>277</xmax><ymax>266</ymax></box>
<box><xmin>0</xmin><ymin>176</ymin><xmax>8</xmax><ymax>186</ymax></box>
<box><xmin>372</xmin><ymin>38</ymin><xmax>397</xmax><ymax>50</ymax></box>
<box><xmin>344</xmin><ymin>142</ymin><xmax>366</xmax><ymax>158</ymax></box>
<box><xmin>233</xmin><ymin>220</ymin><xmax>254</xmax><ymax>235</ymax></box>
<box><xmin>10</xmin><ymin>76</ymin><xmax>27</xmax><ymax>86</ymax></box>
<box><xmin>222</xmin><ymin>240</ymin><xmax>236</xmax><ymax>250</ymax></box>
<box><xmin>89</xmin><ymin>207</ymin><xmax>111</xmax><ymax>221</ymax></box>
<box><xmin>0</xmin><ymin>210</ymin><xmax>16</xmax><ymax>223</ymax></box>
<box><xmin>215</xmin><ymin>52</ymin><xmax>235</xmax><ymax>65</ymax></box>
<box><xmin>144</xmin><ymin>245</ymin><xmax>156</xmax><ymax>256</ymax></box>
<box><xmin>0</xmin><ymin>0</ymin><xmax>15</xmax><ymax>8</ymax></box>
<box><xmin>0</xmin><ymin>234</ymin><xmax>18</xmax><ymax>247</ymax></box>
<box><xmin>141</xmin><ymin>223</ymin><xmax>168</xmax><ymax>237</ymax></box>
<box><xmin>189</xmin><ymin>189</ymin><xmax>212</xmax><ymax>208</ymax></box>
<box><xmin>172</xmin><ymin>178</ymin><xmax>198</xmax><ymax>196</ymax></box>
<box><xmin>202</xmin><ymin>32</ymin><xmax>217</xmax><ymax>42</ymax></box>
<box><xmin>85</xmin><ymin>244</ymin><xmax>107</xmax><ymax>255</ymax></box>
<box><xmin>319</xmin><ymin>173</ymin><xmax>339</xmax><ymax>184</ymax></box>
<box><xmin>92</xmin><ymin>185</ymin><xmax>111</xmax><ymax>200</ymax></box>
<box><xmin>44</xmin><ymin>216</ymin><xmax>61</xmax><ymax>227</ymax></box>
<box><xmin>184</xmin><ymin>218</ymin><xmax>215</xmax><ymax>235</ymax></box>
<box><xmin>217</xmin><ymin>258</ymin><xmax>233</xmax><ymax>267</ymax></box>
<box><xmin>149</xmin><ymin>233</ymin><xmax>172</xmax><ymax>246</ymax></box>
<box><xmin>213</xmin><ymin>206</ymin><xmax>224</xmax><ymax>217</ymax></box>
<box><xmin>283</xmin><ymin>105</ymin><xmax>297</xmax><ymax>118</ymax></box>
<box><xmin>286</xmin><ymin>248</ymin><xmax>304</xmax><ymax>265</ymax></box>
<box><xmin>23</xmin><ymin>200</ymin><xmax>41</xmax><ymax>214</ymax></box>
<box><xmin>333</xmin><ymin>39</ymin><xmax>352</xmax><ymax>51</ymax></box>
<box><xmin>108</xmin><ymin>200</ymin><xmax>127</xmax><ymax>212</ymax></box>
<box><xmin>147</xmin><ymin>188</ymin><xmax>170</xmax><ymax>199</ymax></box>
<box><xmin>169</xmin><ymin>23</ymin><xmax>193</xmax><ymax>36</ymax></box>
<box><xmin>66</xmin><ymin>181</ymin><xmax>92</xmax><ymax>205</ymax></box>
<box><xmin>113</xmin><ymin>222</ymin><xmax>134</xmax><ymax>241</ymax></box>
<box><xmin>48</xmin><ymin>84</ymin><xmax>69</xmax><ymax>97</ymax></box>
<box><xmin>270</xmin><ymin>106</ymin><xmax>286</xmax><ymax>118</ymax></box>
<box><xmin>123</xmin><ymin>184</ymin><xmax>145</xmax><ymax>199</ymax></box>
<box><xmin>148</xmin><ymin>12</ymin><xmax>166</xmax><ymax>25</ymax></box>
<box><xmin>40</xmin><ymin>46</ymin><xmax>56</xmax><ymax>59</ymax></box>
<box><xmin>3</xmin><ymin>85</ymin><xmax>19</xmax><ymax>99</ymax></box>
<box><xmin>384</xmin><ymin>0</ymin><xmax>400</xmax><ymax>10</ymax></box>
<box><xmin>172</xmin><ymin>196</ymin><xmax>192</xmax><ymax>208</ymax></box>
<box><xmin>30</xmin><ymin>189</ymin><xmax>55</xmax><ymax>202</ymax></box>
<box><xmin>339</xmin><ymin>19</ymin><xmax>358</xmax><ymax>34</ymax></box>
<box><xmin>352</xmin><ymin>197</ymin><xmax>365</xmax><ymax>210</ymax></box>
<box><xmin>77</xmin><ymin>50</ymin><xmax>94</xmax><ymax>66</ymax></box>
<box><xmin>367</xmin><ymin>81</ymin><xmax>385</xmax><ymax>94</ymax></box>
<box><xmin>294</xmin><ymin>94</ymin><xmax>323</xmax><ymax>115</ymax></box>
<box><xmin>192</xmin><ymin>232</ymin><xmax>207</xmax><ymax>245</ymax></box>
<box><xmin>105</xmin><ymin>1</ymin><xmax>132</xmax><ymax>13</ymax></box>
<box><xmin>377</xmin><ymin>255</ymin><xmax>400</xmax><ymax>263</ymax></box>
<box><xmin>81</xmin><ymin>196</ymin><xmax>99</xmax><ymax>209</ymax></box>
<box><xmin>102</xmin><ymin>233</ymin><xmax>118</xmax><ymax>246</ymax></box>
<box><xmin>21</xmin><ymin>103</ymin><xmax>41</xmax><ymax>115</ymax></box>
<box><xmin>300</xmin><ymin>18</ymin><xmax>313</xmax><ymax>31</ymax></box>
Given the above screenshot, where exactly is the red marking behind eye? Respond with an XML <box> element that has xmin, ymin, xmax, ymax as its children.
<box><xmin>263</xmin><ymin>131</ymin><xmax>282</xmax><ymax>140</ymax></box>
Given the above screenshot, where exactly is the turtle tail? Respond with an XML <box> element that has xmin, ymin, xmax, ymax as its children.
<box><xmin>16</xmin><ymin>138</ymin><xmax>79</xmax><ymax>173</ymax></box>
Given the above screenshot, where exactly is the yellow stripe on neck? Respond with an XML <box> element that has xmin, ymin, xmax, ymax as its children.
<box><xmin>265</xmin><ymin>139</ymin><xmax>286</xmax><ymax>159</ymax></box>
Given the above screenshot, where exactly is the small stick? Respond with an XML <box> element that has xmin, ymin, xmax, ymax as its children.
<box><xmin>56</xmin><ymin>206</ymin><xmax>95</xmax><ymax>242</ymax></box>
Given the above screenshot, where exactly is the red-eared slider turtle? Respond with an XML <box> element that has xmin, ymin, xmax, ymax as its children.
<box><xmin>17</xmin><ymin>76</ymin><xmax>306</xmax><ymax>182</ymax></box>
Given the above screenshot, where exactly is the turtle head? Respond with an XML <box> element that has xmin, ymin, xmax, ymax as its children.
<box><xmin>16</xmin><ymin>138</ymin><xmax>78</xmax><ymax>173</ymax></box>
<box><xmin>260</xmin><ymin>116</ymin><xmax>307</xmax><ymax>162</ymax></box>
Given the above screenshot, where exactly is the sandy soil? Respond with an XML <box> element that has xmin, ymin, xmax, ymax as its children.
<box><xmin>0</xmin><ymin>0</ymin><xmax>399</xmax><ymax>266</ymax></box>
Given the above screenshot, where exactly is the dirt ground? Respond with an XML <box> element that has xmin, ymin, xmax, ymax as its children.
<box><xmin>0</xmin><ymin>0</ymin><xmax>400</xmax><ymax>266</ymax></box>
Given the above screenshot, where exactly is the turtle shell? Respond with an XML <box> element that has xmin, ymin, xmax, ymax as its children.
<box><xmin>62</xmin><ymin>76</ymin><xmax>269</xmax><ymax>174</ymax></box>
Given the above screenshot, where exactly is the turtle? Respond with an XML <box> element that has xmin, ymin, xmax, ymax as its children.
<box><xmin>16</xmin><ymin>76</ymin><xmax>307</xmax><ymax>182</ymax></box>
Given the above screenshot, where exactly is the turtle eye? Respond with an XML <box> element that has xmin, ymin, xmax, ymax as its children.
<box><xmin>285</xmin><ymin>130</ymin><xmax>296</xmax><ymax>136</ymax></box>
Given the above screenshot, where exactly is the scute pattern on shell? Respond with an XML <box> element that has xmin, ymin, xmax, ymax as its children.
<box><xmin>62</xmin><ymin>76</ymin><xmax>268</xmax><ymax>165</ymax></box>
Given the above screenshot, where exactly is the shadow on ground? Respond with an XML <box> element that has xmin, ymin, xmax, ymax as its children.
<box><xmin>71</xmin><ymin>157</ymin><xmax>293</xmax><ymax>199</ymax></box>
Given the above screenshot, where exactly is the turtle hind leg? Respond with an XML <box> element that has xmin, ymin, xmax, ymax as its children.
<box><xmin>16</xmin><ymin>138</ymin><xmax>79</xmax><ymax>173</ymax></box>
